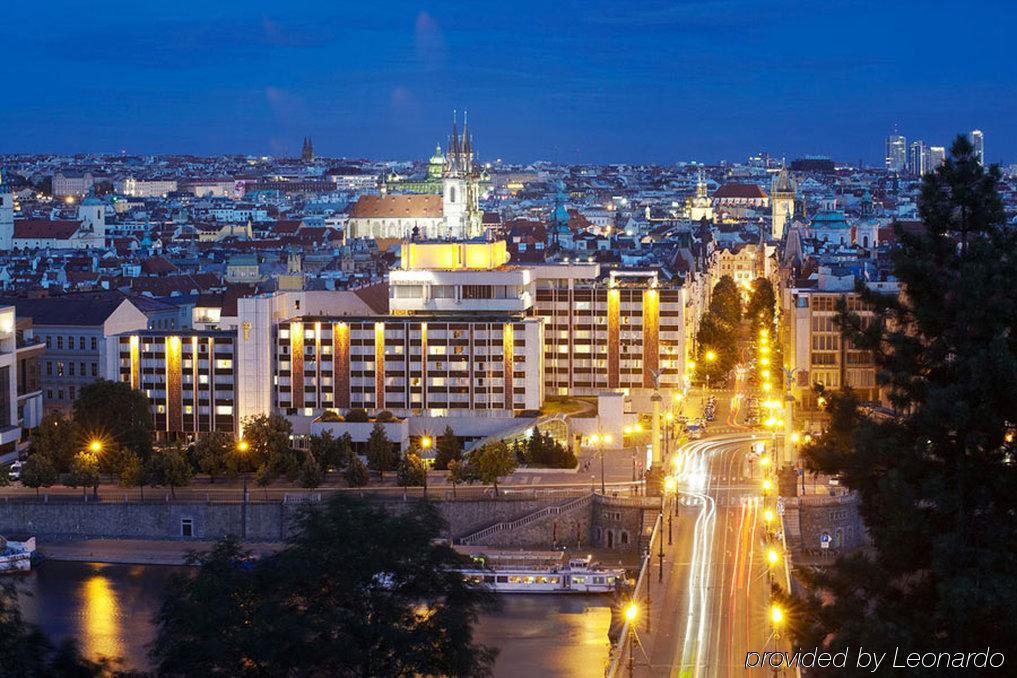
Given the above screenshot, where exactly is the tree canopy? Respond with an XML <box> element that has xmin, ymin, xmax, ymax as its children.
<box><xmin>73</xmin><ymin>380</ymin><xmax>153</xmax><ymax>457</ymax></box>
<box><xmin>792</xmin><ymin>135</ymin><xmax>1017</xmax><ymax>662</ymax></box>
<box><xmin>151</xmin><ymin>497</ymin><xmax>497</xmax><ymax>677</ymax></box>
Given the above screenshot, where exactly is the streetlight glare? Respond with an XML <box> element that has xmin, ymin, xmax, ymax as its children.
<box><xmin>664</xmin><ymin>476</ymin><xmax>677</xmax><ymax>493</ymax></box>
<box><xmin>237</xmin><ymin>439</ymin><xmax>250</xmax><ymax>452</ymax></box>
<box><xmin>88</xmin><ymin>440</ymin><xmax>103</xmax><ymax>453</ymax></box>
<box><xmin>705</xmin><ymin>350</ymin><xmax>717</xmax><ymax>362</ymax></box>
<box><xmin>764</xmin><ymin>509</ymin><xmax>775</xmax><ymax>523</ymax></box>
<box><xmin>420</xmin><ymin>435</ymin><xmax>433</xmax><ymax>449</ymax></box>
<box><xmin>762</xmin><ymin>479</ymin><xmax>773</xmax><ymax>493</ymax></box>
<box><xmin>770</xmin><ymin>605</ymin><xmax>784</xmax><ymax>625</ymax></box>
<box><xmin>603</xmin><ymin>434</ymin><xmax>613</xmax><ymax>444</ymax></box>
<box><xmin>625</xmin><ymin>602</ymin><xmax>639</xmax><ymax>622</ymax></box>
<box><xmin>767</xmin><ymin>548</ymin><xmax>779</xmax><ymax>565</ymax></box>
<box><xmin>589</xmin><ymin>434</ymin><xmax>600</xmax><ymax>445</ymax></box>
<box><xmin>674</xmin><ymin>393</ymin><xmax>683</xmax><ymax>402</ymax></box>
<box><xmin>759</xmin><ymin>455</ymin><xmax>770</xmax><ymax>467</ymax></box>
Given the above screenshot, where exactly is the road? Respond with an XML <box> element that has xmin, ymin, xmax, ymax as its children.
<box><xmin>634</xmin><ymin>383</ymin><xmax>788</xmax><ymax>677</ymax></box>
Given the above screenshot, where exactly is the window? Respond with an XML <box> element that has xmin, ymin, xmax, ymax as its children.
<box><xmin>91</xmin><ymin>363</ymin><xmax>98</xmax><ymax>377</ymax></box>
<box><xmin>68</xmin><ymin>363</ymin><xmax>75</xmax><ymax>377</ymax></box>
<box><xmin>78</xmin><ymin>337</ymin><xmax>85</xmax><ymax>351</ymax></box>
<box><xmin>46</xmin><ymin>362</ymin><xmax>52</xmax><ymax>376</ymax></box>
<box><xmin>180</xmin><ymin>518</ymin><xmax>193</xmax><ymax>538</ymax></box>
<box><xmin>57</xmin><ymin>336</ymin><xmax>63</xmax><ymax>350</ymax></box>
<box><xmin>90</xmin><ymin>337</ymin><xmax>97</xmax><ymax>350</ymax></box>
<box><xmin>56</xmin><ymin>362</ymin><xmax>64</xmax><ymax>377</ymax></box>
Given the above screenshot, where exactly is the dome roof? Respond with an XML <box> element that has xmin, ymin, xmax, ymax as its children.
<box><xmin>810</xmin><ymin>210</ymin><xmax>849</xmax><ymax>228</ymax></box>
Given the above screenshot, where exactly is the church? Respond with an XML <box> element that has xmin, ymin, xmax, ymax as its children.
<box><xmin>0</xmin><ymin>175</ymin><xmax>106</xmax><ymax>251</ymax></box>
<box><xmin>345</xmin><ymin>115</ymin><xmax>484</xmax><ymax>241</ymax></box>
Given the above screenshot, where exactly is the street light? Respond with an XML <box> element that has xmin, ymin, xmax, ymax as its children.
<box><xmin>770</xmin><ymin>604</ymin><xmax>784</xmax><ymax>626</ymax></box>
<box><xmin>237</xmin><ymin>439</ymin><xmax>251</xmax><ymax>539</ymax></box>
<box><xmin>763</xmin><ymin>508</ymin><xmax>775</xmax><ymax>524</ymax></box>
<box><xmin>767</xmin><ymin>548</ymin><xmax>780</xmax><ymax>566</ymax></box>
<box><xmin>419</xmin><ymin>435</ymin><xmax>433</xmax><ymax>449</ymax></box>
<box><xmin>88</xmin><ymin>439</ymin><xmax>103</xmax><ymax>453</ymax></box>
<box><xmin>761</xmin><ymin>478</ymin><xmax>773</xmax><ymax>494</ymax></box>
<box><xmin>664</xmin><ymin>476</ymin><xmax>677</xmax><ymax>545</ymax></box>
<box><xmin>624</xmin><ymin>602</ymin><xmax>639</xmax><ymax>678</ymax></box>
<box><xmin>588</xmin><ymin>431</ymin><xmax>612</xmax><ymax>494</ymax></box>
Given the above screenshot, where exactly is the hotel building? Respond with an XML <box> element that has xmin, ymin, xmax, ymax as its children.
<box><xmin>111</xmin><ymin>240</ymin><xmax>683</xmax><ymax>439</ymax></box>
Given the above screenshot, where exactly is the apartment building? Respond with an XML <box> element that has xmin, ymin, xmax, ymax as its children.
<box><xmin>0</xmin><ymin>308</ymin><xmax>44</xmax><ymax>461</ymax></box>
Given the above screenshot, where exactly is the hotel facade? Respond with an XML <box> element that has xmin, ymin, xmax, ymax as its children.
<box><xmin>111</xmin><ymin>240</ymin><xmax>685</xmax><ymax>440</ymax></box>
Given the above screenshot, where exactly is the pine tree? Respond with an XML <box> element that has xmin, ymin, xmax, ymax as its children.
<box><xmin>793</xmin><ymin>135</ymin><xmax>1017</xmax><ymax>660</ymax></box>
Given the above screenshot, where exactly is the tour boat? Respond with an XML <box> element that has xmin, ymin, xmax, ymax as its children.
<box><xmin>458</xmin><ymin>555</ymin><xmax>628</xmax><ymax>594</ymax></box>
<box><xmin>0</xmin><ymin>536</ymin><xmax>35</xmax><ymax>574</ymax></box>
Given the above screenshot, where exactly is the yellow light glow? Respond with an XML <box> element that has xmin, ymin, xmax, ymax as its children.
<box><xmin>764</xmin><ymin>509</ymin><xmax>775</xmax><ymax>523</ymax></box>
<box><xmin>625</xmin><ymin>602</ymin><xmax>639</xmax><ymax>622</ymax></box>
<box><xmin>624</xmin><ymin>426</ymin><xmax>633</xmax><ymax>435</ymax></box>
<box><xmin>589</xmin><ymin>434</ymin><xmax>600</xmax><ymax>445</ymax></box>
<box><xmin>791</xmin><ymin>432</ymin><xmax>801</xmax><ymax>445</ymax></box>
<box><xmin>760</xmin><ymin>346</ymin><xmax>770</xmax><ymax>355</ymax></box>
<box><xmin>762</xmin><ymin>383</ymin><xmax>772</xmax><ymax>393</ymax></box>
<box><xmin>420</xmin><ymin>436</ymin><xmax>433</xmax><ymax>449</ymax></box>
<box><xmin>760</xmin><ymin>358</ymin><xmax>770</xmax><ymax>366</ymax></box>
<box><xmin>82</xmin><ymin>573</ymin><xmax>121</xmax><ymax>660</ymax></box>
<box><xmin>759</xmin><ymin>329</ymin><xmax>768</xmax><ymax>339</ymax></box>
<box><xmin>237</xmin><ymin>440</ymin><xmax>250</xmax><ymax>452</ymax></box>
<box><xmin>759</xmin><ymin>455</ymin><xmax>770</xmax><ymax>467</ymax></box>
<box><xmin>665</xmin><ymin>412</ymin><xmax>674</xmax><ymax>422</ymax></box>
<box><xmin>88</xmin><ymin>440</ymin><xmax>103</xmax><ymax>453</ymax></box>
<box><xmin>762</xmin><ymin>479</ymin><xmax>773</xmax><ymax>493</ymax></box>
<box><xmin>664</xmin><ymin>476</ymin><xmax>677</xmax><ymax>493</ymax></box>
<box><xmin>764</xmin><ymin>417</ymin><xmax>778</xmax><ymax>428</ymax></box>
<box><xmin>687</xmin><ymin>360</ymin><xmax>696</xmax><ymax>370</ymax></box>
<box><xmin>674</xmin><ymin>393</ymin><xmax>684</xmax><ymax>402</ymax></box>
<box><xmin>761</xmin><ymin>369</ymin><xmax>770</xmax><ymax>379</ymax></box>
<box><xmin>603</xmin><ymin>434</ymin><xmax>613</xmax><ymax>444</ymax></box>
<box><xmin>705</xmin><ymin>350</ymin><xmax>717</xmax><ymax>362</ymax></box>
<box><xmin>770</xmin><ymin>605</ymin><xmax>784</xmax><ymax>625</ymax></box>
<box><xmin>767</xmin><ymin>548</ymin><xmax>779</xmax><ymax>565</ymax></box>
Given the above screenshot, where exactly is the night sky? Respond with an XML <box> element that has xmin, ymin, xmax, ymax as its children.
<box><xmin>3</xmin><ymin>1</ymin><xmax>1014</xmax><ymax>165</ymax></box>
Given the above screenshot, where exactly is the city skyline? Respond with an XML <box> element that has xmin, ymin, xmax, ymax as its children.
<box><xmin>2</xmin><ymin>1</ymin><xmax>1013</xmax><ymax>164</ymax></box>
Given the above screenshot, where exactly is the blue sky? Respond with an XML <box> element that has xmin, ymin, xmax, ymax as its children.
<box><xmin>3</xmin><ymin>1</ymin><xmax>1014</xmax><ymax>164</ymax></box>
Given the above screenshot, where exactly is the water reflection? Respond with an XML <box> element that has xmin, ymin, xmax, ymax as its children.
<box><xmin>81</xmin><ymin>568</ymin><xmax>121</xmax><ymax>660</ymax></box>
<box><xmin>17</xmin><ymin>562</ymin><xmax>613</xmax><ymax>676</ymax></box>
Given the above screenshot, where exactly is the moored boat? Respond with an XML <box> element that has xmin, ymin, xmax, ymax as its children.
<box><xmin>0</xmin><ymin>536</ymin><xmax>35</xmax><ymax>574</ymax></box>
<box><xmin>458</xmin><ymin>555</ymin><xmax>627</xmax><ymax>594</ymax></box>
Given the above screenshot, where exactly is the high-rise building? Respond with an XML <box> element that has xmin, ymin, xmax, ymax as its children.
<box><xmin>884</xmin><ymin>133</ymin><xmax>907</xmax><ymax>173</ymax></box>
<box><xmin>908</xmin><ymin>140</ymin><xmax>928</xmax><ymax>177</ymax></box>
<box><xmin>971</xmin><ymin>129</ymin><xmax>984</xmax><ymax>166</ymax></box>
<box><xmin>929</xmin><ymin>146</ymin><xmax>946</xmax><ymax>169</ymax></box>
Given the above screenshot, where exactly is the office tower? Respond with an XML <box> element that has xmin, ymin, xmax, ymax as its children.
<box><xmin>971</xmin><ymin>129</ymin><xmax>984</xmax><ymax>166</ymax></box>
<box><xmin>929</xmin><ymin>146</ymin><xmax>946</xmax><ymax>169</ymax></box>
<box><xmin>884</xmin><ymin>133</ymin><xmax>907</xmax><ymax>173</ymax></box>
<box><xmin>909</xmin><ymin>140</ymin><xmax>928</xmax><ymax>177</ymax></box>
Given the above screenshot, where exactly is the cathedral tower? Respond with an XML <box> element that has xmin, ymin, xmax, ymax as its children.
<box><xmin>0</xmin><ymin>171</ymin><xmax>13</xmax><ymax>251</ymax></box>
<box><xmin>771</xmin><ymin>166</ymin><xmax>796</xmax><ymax>241</ymax></box>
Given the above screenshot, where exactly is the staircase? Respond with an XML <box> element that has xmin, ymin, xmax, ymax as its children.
<box><xmin>458</xmin><ymin>493</ymin><xmax>594</xmax><ymax>546</ymax></box>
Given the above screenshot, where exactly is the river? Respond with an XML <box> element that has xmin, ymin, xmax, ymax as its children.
<box><xmin>14</xmin><ymin>561</ymin><xmax>615</xmax><ymax>677</ymax></box>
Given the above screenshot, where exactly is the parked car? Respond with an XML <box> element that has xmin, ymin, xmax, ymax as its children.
<box><xmin>7</xmin><ymin>461</ymin><xmax>23</xmax><ymax>481</ymax></box>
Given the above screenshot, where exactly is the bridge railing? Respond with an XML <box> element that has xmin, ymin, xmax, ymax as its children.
<box><xmin>606</xmin><ymin>509</ymin><xmax>662</xmax><ymax>678</ymax></box>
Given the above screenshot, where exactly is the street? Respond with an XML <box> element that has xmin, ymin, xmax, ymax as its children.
<box><xmin>631</xmin><ymin>380</ymin><xmax>788</xmax><ymax>677</ymax></box>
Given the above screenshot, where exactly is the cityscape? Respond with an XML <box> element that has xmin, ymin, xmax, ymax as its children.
<box><xmin>1</xmin><ymin>2</ymin><xmax>1016</xmax><ymax>677</ymax></box>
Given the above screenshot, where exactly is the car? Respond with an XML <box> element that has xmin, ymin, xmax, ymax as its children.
<box><xmin>7</xmin><ymin>460</ymin><xmax>23</xmax><ymax>481</ymax></box>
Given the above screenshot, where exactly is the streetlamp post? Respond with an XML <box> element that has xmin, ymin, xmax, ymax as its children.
<box><xmin>664</xmin><ymin>475</ymin><xmax>677</xmax><ymax>546</ymax></box>
<box><xmin>624</xmin><ymin>603</ymin><xmax>638</xmax><ymax>678</ymax></box>
<box><xmin>237</xmin><ymin>439</ymin><xmax>250</xmax><ymax>540</ymax></box>
<box><xmin>419</xmin><ymin>435</ymin><xmax>433</xmax><ymax>499</ymax></box>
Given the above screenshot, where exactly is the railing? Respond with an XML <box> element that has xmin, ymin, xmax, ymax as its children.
<box><xmin>458</xmin><ymin>493</ymin><xmax>594</xmax><ymax>545</ymax></box>
<box><xmin>606</xmin><ymin>511</ymin><xmax>661</xmax><ymax>678</ymax></box>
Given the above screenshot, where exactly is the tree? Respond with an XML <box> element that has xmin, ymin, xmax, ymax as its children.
<box><xmin>365</xmin><ymin>422</ymin><xmax>397</xmax><ymax>479</ymax></box>
<box><xmin>344</xmin><ymin>454</ymin><xmax>369</xmax><ymax>488</ymax></box>
<box><xmin>20</xmin><ymin>455</ymin><xmax>57</xmax><ymax>496</ymax></box>
<box><xmin>746</xmin><ymin>277</ymin><xmax>776</xmax><ymax>329</ymax></box>
<box><xmin>297</xmin><ymin>453</ymin><xmax>323</xmax><ymax>489</ymax></box>
<box><xmin>73</xmin><ymin>379</ymin><xmax>153</xmax><ymax>457</ymax></box>
<box><xmin>397</xmin><ymin>450</ymin><xmax>426</xmax><ymax>487</ymax></box>
<box><xmin>792</xmin><ymin>136</ymin><xmax>1017</xmax><ymax>663</ymax></box>
<box><xmin>66</xmin><ymin>452</ymin><xmax>100</xmax><ymax>498</ymax></box>
<box><xmin>147</xmin><ymin>447</ymin><xmax>193</xmax><ymax>499</ymax></box>
<box><xmin>695</xmin><ymin>311</ymin><xmax>737</xmax><ymax>382</ymax></box>
<box><xmin>239</xmin><ymin>413</ymin><xmax>295</xmax><ymax>476</ymax></box>
<box><xmin>308</xmin><ymin>430</ymin><xmax>346</xmax><ymax>472</ymax></box>
<box><xmin>151</xmin><ymin>497</ymin><xmax>498</xmax><ymax>677</ymax></box>
<box><xmin>709</xmin><ymin>274</ymin><xmax>742</xmax><ymax>326</ymax></box>
<box><xmin>472</xmin><ymin>441</ymin><xmax>517</xmax><ymax>495</ymax></box>
<box><xmin>29</xmin><ymin>413</ymin><xmax>80</xmax><ymax>473</ymax></box>
<box><xmin>118</xmin><ymin>449</ymin><xmax>148</xmax><ymax>499</ymax></box>
<box><xmin>194</xmin><ymin>431</ymin><xmax>232</xmax><ymax>484</ymax></box>
<box><xmin>448</xmin><ymin>458</ymin><xmax>476</xmax><ymax>498</ymax></box>
<box><xmin>434</xmin><ymin>425</ymin><xmax>462</xmax><ymax>470</ymax></box>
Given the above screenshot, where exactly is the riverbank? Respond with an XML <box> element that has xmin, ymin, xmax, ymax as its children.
<box><xmin>37</xmin><ymin>538</ymin><xmax>283</xmax><ymax>566</ymax></box>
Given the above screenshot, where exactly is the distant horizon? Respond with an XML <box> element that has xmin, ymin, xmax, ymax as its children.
<box><xmin>2</xmin><ymin>1</ymin><xmax>1013</xmax><ymax>165</ymax></box>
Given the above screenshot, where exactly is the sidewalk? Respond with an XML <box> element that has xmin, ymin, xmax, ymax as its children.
<box><xmin>37</xmin><ymin>538</ymin><xmax>283</xmax><ymax>565</ymax></box>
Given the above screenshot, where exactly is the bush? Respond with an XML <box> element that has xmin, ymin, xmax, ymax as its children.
<box><xmin>344</xmin><ymin>455</ymin><xmax>369</xmax><ymax>487</ymax></box>
<box><xmin>345</xmin><ymin>408</ymin><xmax>370</xmax><ymax>423</ymax></box>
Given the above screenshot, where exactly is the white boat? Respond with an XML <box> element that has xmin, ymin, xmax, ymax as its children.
<box><xmin>459</xmin><ymin>555</ymin><xmax>627</xmax><ymax>594</ymax></box>
<box><xmin>0</xmin><ymin>536</ymin><xmax>34</xmax><ymax>574</ymax></box>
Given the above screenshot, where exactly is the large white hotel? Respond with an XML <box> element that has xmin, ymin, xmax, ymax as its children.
<box><xmin>113</xmin><ymin>240</ymin><xmax>688</xmax><ymax>443</ymax></box>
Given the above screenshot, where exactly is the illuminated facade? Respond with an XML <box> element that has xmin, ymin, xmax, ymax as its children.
<box><xmin>533</xmin><ymin>265</ymin><xmax>686</xmax><ymax>396</ymax></box>
<box><xmin>274</xmin><ymin>316</ymin><xmax>543</xmax><ymax>418</ymax></box>
<box><xmin>117</xmin><ymin>331</ymin><xmax>237</xmax><ymax>435</ymax></box>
